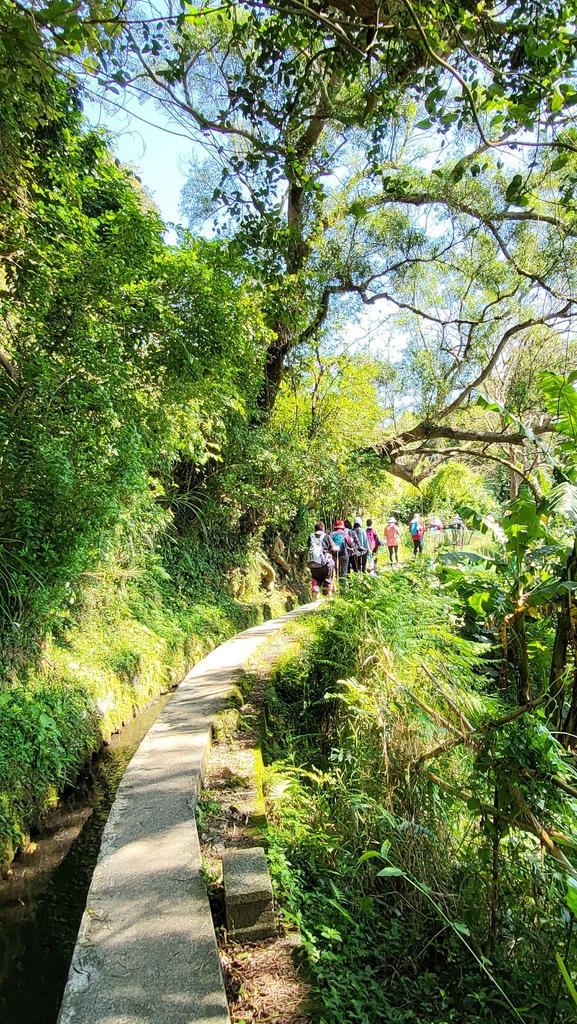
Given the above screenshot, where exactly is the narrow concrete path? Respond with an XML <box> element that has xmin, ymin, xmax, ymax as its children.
<box><xmin>57</xmin><ymin>602</ymin><xmax>319</xmax><ymax>1024</ymax></box>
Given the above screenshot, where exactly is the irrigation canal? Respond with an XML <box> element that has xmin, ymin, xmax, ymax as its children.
<box><xmin>0</xmin><ymin>692</ymin><xmax>172</xmax><ymax>1024</ymax></box>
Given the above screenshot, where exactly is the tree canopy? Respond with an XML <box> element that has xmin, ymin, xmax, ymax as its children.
<box><xmin>1</xmin><ymin>0</ymin><xmax>577</xmax><ymax>636</ymax></box>
<box><xmin>4</xmin><ymin>9</ymin><xmax>577</xmax><ymax>1021</ymax></box>
<box><xmin>58</xmin><ymin>0</ymin><xmax>576</xmax><ymax>421</ymax></box>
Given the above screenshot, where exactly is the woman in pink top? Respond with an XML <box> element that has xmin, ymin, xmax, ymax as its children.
<box><xmin>385</xmin><ymin>517</ymin><xmax>401</xmax><ymax>563</ymax></box>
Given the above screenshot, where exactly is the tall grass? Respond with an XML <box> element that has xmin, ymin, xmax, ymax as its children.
<box><xmin>263</xmin><ymin>567</ymin><xmax>576</xmax><ymax>1024</ymax></box>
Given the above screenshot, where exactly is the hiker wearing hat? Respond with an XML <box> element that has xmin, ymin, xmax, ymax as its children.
<box><xmin>366</xmin><ymin>518</ymin><xmax>383</xmax><ymax>574</ymax></box>
<box><xmin>351</xmin><ymin>516</ymin><xmax>369</xmax><ymax>572</ymax></box>
<box><xmin>384</xmin><ymin>517</ymin><xmax>401</xmax><ymax>563</ymax></box>
<box><xmin>330</xmin><ymin>519</ymin><xmax>355</xmax><ymax>585</ymax></box>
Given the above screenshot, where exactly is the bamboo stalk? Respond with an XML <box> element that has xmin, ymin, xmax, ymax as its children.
<box><xmin>486</xmin><ymin>694</ymin><xmax>547</xmax><ymax>729</ymax></box>
<box><xmin>427</xmin><ymin>771</ymin><xmax>577</xmax><ymax>878</ymax></box>
<box><xmin>413</xmin><ymin>731</ymin><xmax>484</xmax><ymax>766</ymax></box>
<box><xmin>402</xmin><ymin>688</ymin><xmax>462</xmax><ymax>736</ymax></box>
<box><xmin>552</xmin><ymin>777</ymin><xmax>577</xmax><ymax>799</ymax></box>
<box><xmin>421</xmin><ymin>663</ymin><xmax>475</xmax><ymax>733</ymax></box>
<box><xmin>504</xmin><ymin>780</ymin><xmax>577</xmax><ymax>880</ymax></box>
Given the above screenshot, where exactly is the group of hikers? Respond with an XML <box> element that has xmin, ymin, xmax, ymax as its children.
<box><xmin>307</xmin><ymin>513</ymin><xmax>465</xmax><ymax>597</ymax></box>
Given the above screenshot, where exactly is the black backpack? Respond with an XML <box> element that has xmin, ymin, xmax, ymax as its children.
<box><xmin>352</xmin><ymin>528</ymin><xmax>367</xmax><ymax>555</ymax></box>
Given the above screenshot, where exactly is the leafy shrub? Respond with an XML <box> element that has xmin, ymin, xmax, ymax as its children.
<box><xmin>0</xmin><ymin>527</ymin><xmax>293</xmax><ymax>870</ymax></box>
<box><xmin>264</xmin><ymin>569</ymin><xmax>577</xmax><ymax>1023</ymax></box>
<box><xmin>0</xmin><ymin>678</ymin><xmax>99</xmax><ymax>852</ymax></box>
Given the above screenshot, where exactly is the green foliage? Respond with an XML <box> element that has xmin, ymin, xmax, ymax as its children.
<box><xmin>97</xmin><ymin>0</ymin><xmax>572</xmax><ymax>444</ymax></box>
<box><xmin>219</xmin><ymin>346</ymin><xmax>389</xmax><ymax>533</ymax></box>
<box><xmin>117</xmin><ymin>0</ymin><xmax>577</xmax><ymax>220</ymax></box>
<box><xmin>0</xmin><ymin>677</ymin><xmax>99</xmax><ymax>849</ymax></box>
<box><xmin>0</xmin><ymin>95</ymin><xmax>160</xmax><ymax>656</ymax></box>
<box><xmin>196</xmin><ymin>795</ymin><xmax>222</xmax><ymax>831</ymax></box>
<box><xmin>0</xmin><ymin>83</ymin><xmax>271</xmax><ymax>663</ymax></box>
<box><xmin>0</xmin><ymin>521</ymin><xmax>291</xmax><ymax>866</ymax></box>
<box><xmin>444</xmin><ymin>371</ymin><xmax>577</xmax><ymax>711</ymax></box>
<box><xmin>3</xmin><ymin>21</ymin><xmax>577</xmax><ymax>1024</ymax></box>
<box><xmin>264</xmin><ymin>570</ymin><xmax>577</xmax><ymax>1023</ymax></box>
<box><xmin>540</xmin><ymin>371</ymin><xmax>577</xmax><ymax>451</ymax></box>
<box><xmin>422</xmin><ymin>463</ymin><xmax>498</xmax><ymax>522</ymax></box>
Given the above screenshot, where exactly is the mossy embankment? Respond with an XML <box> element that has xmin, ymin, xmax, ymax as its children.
<box><xmin>0</xmin><ymin>543</ymin><xmax>298</xmax><ymax>874</ymax></box>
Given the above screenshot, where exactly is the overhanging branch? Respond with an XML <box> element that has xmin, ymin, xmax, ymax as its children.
<box><xmin>0</xmin><ymin>349</ymin><xmax>18</xmax><ymax>382</ymax></box>
<box><xmin>371</xmin><ymin>422</ymin><xmax>554</xmax><ymax>489</ymax></box>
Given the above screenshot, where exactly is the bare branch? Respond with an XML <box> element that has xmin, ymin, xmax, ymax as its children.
<box><xmin>0</xmin><ymin>349</ymin><xmax>18</xmax><ymax>382</ymax></box>
<box><xmin>439</xmin><ymin>304</ymin><xmax>572</xmax><ymax>418</ymax></box>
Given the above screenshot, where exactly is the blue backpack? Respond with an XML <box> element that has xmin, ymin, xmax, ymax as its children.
<box><xmin>331</xmin><ymin>530</ymin><xmax>346</xmax><ymax>553</ymax></box>
<box><xmin>410</xmin><ymin>520</ymin><xmax>421</xmax><ymax>537</ymax></box>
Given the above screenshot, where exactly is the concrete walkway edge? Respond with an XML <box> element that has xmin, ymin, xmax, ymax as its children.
<box><xmin>57</xmin><ymin>601</ymin><xmax>319</xmax><ymax>1024</ymax></box>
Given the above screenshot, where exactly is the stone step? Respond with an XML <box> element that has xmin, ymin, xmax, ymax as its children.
<box><xmin>222</xmin><ymin>846</ymin><xmax>276</xmax><ymax>942</ymax></box>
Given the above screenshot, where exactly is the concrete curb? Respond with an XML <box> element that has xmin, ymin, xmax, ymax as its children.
<box><xmin>57</xmin><ymin>602</ymin><xmax>319</xmax><ymax>1024</ymax></box>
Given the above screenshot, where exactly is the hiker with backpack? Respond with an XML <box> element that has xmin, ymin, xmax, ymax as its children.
<box><xmin>344</xmin><ymin>519</ymin><xmax>363</xmax><ymax>575</ymax></box>
<box><xmin>307</xmin><ymin>522</ymin><xmax>338</xmax><ymax>599</ymax></box>
<box><xmin>448</xmin><ymin>513</ymin><xmax>464</xmax><ymax>531</ymax></box>
<box><xmin>344</xmin><ymin>519</ymin><xmax>355</xmax><ymax>572</ymax></box>
<box><xmin>331</xmin><ymin>519</ymin><xmax>355</xmax><ymax>585</ymax></box>
<box><xmin>409</xmin><ymin>513</ymin><xmax>425</xmax><ymax>556</ymax></box>
<box><xmin>351</xmin><ymin>517</ymin><xmax>369</xmax><ymax>572</ymax></box>
<box><xmin>384</xmin><ymin>517</ymin><xmax>401</xmax><ymax>564</ymax></box>
<box><xmin>365</xmin><ymin>518</ymin><xmax>383</xmax><ymax>573</ymax></box>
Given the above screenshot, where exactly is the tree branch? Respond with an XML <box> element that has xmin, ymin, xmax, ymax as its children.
<box><xmin>416</xmin><ymin>447</ymin><xmax>542</xmax><ymax>502</ymax></box>
<box><xmin>0</xmin><ymin>349</ymin><xmax>18</xmax><ymax>382</ymax></box>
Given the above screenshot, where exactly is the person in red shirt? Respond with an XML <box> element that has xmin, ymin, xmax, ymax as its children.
<box><xmin>385</xmin><ymin>517</ymin><xmax>401</xmax><ymax>563</ymax></box>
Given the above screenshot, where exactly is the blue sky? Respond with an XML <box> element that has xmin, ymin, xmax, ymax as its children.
<box><xmin>83</xmin><ymin>93</ymin><xmax>401</xmax><ymax>359</ymax></box>
<box><xmin>84</xmin><ymin>95</ymin><xmax>193</xmax><ymax>224</ymax></box>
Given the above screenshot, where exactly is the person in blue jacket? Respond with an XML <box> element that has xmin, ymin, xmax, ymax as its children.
<box><xmin>351</xmin><ymin>517</ymin><xmax>369</xmax><ymax>572</ymax></box>
<box><xmin>331</xmin><ymin>519</ymin><xmax>355</xmax><ymax>585</ymax></box>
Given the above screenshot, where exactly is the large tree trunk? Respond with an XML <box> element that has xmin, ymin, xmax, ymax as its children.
<box><xmin>256</xmin><ymin>78</ymin><xmax>342</xmax><ymax>413</ymax></box>
<box><xmin>258</xmin><ymin>323</ymin><xmax>294</xmax><ymax>412</ymax></box>
<box><xmin>257</xmin><ymin>178</ymin><xmax>307</xmax><ymax>412</ymax></box>
<box><xmin>562</xmin><ymin>666</ymin><xmax>577</xmax><ymax>745</ymax></box>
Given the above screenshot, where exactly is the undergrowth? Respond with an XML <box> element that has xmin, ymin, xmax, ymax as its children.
<box><xmin>0</xmin><ymin>531</ymin><xmax>293</xmax><ymax>870</ymax></box>
<box><xmin>263</xmin><ymin>566</ymin><xmax>577</xmax><ymax>1024</ymax></box>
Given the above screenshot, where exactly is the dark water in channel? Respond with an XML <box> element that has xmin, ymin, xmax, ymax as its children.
<box><xmin>0</xmin><ymin>693</ymin><xmax>172</xmax><ymax>1024</ymax></box>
